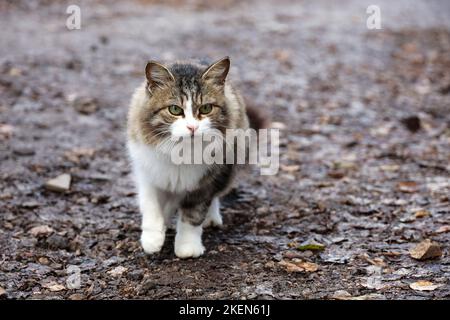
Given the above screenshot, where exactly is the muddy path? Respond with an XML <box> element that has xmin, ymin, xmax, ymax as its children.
<box><xmin>1</xmin><ymin>0</ymin><xmax>450</xmax><ymax>299</ymax></box>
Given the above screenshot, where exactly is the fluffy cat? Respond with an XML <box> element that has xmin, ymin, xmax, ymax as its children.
<box><xmin>127</xmin><ymin>57</ymin><xmax>264</xmax><ymax>258</ymax></box>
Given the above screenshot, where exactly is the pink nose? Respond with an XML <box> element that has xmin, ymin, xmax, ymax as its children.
<box><xmin>186</xmin><ymin>124</ymin><xmax>198</xmax><ymax>134</ymax></box>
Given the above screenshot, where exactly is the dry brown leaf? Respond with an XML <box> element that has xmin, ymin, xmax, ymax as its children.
<box><xmin>397</xmin><ymin>181</ymin><xmax>419</xmax><ymax>193</ymax></box>
<box><xmin>280</xmin><ymin>164</ymin><xmax>300</xmax><ymax>173</ymax></box>
<box><xmin>107</xmin><ymin>266</ymin><xmax>128</xmax><ymax>277</ymax></box>
<box><xmin>436</xmin><ymin>225</ymin><xmax>450</xmax><ymax>234</ymax></box>
<box><xmin>28</xmin><ymin>225</ymin><xmax>54</xmax><ymax>237</ymax></box>
<box><xmin>410</xmin><ymin>281</ymin><xmax>442</xmax><ymax>291</ymax></box>
<box><xmin>64</xmin><ymin>147</ymin><xmax>96</xmax><ymax>163</ymax></box>
<box><xmin>0</xmin><ymin>123</ymin><xmax>14</xmax><ymax>140</ymax></box>
<box><xmin>270</xmin><ymin>122</ymin><xmax>286</xmax><ymax>130</ymax></box>
<box><xmin>42</xmin><ymin>281</ymin><xmax>65</xmax><ymax>292</ymax></box>
<box><xmin>278</xmin><ymin>260</ymin><xmax>304</xmax><ymax>273</ymax></box>
<box><xmin>296</xmin><ymin>261</ymin><xmax>319</xmax><ymax>272</ymax></box>
<box><xmin>414</xmin><ymin>210</ymin><xmax>430</xmax><ymax>218</ymax></box>
<box><xmin>410</xmin><ymin>239</ymin><xmax>442</xmax><ymax>260</ymax></box>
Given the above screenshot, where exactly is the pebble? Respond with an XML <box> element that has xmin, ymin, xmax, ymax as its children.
<box><xmin>45</xmin><ymin>174</ymin><xmax>71</xmax><ymax>192</ymax></box>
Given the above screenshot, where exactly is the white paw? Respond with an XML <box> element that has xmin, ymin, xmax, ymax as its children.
<box><xmin>175</xmin><ymin>241</ymin><xmax>205</xmax><ymax>258</ymax></box>
<box><xmin>141</xmin><ymin>230</ymin><xmax>165</xmax><ymax>254</ymax></box>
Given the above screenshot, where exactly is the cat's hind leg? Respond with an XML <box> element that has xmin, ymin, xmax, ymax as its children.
<box><xmin>202</xmin><ymin>197</ymin><xmax>222</xmax><ymax>228</ymax></box>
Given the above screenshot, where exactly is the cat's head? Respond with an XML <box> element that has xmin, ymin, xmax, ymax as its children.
<box><xmin>138</xmin><ymin>57</ymin><xmax>231</xmax><ymax>145</ymax></box>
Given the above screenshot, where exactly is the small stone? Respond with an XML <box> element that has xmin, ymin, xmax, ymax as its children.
<box><xmin>38</xmin><ymin>257</ymin><xmax>50</xmax><ymax>265</ymax></box>
<box><xmin>28</xmin><ymin>225</ymin><xmax>54</xmax><ymax>237</ymax></box>
<box><xmin>0</xmin><ymin>287</ymin><xmax>6</xmax><ymax>297</ymax></box>
<box><xmin>410</xmin><ymin>239</ymin><xmax>442</xmax><ymax>260</ymax></box>
<box><xmin>45</xmin><ymin>174</ymin><xmax>71</xmax><ymax>192</ymax></box>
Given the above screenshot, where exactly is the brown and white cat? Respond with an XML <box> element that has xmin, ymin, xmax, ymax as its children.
<box><xmin>127</xmin><ymin>57</ymin><xmax>264</xmax><ymax>258</ymax></box>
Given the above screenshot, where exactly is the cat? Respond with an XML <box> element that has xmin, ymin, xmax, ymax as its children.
<box><xmin>127</xmin><ymin>57</ymin><xmax>265</xmax><ymax>258</ymax></box>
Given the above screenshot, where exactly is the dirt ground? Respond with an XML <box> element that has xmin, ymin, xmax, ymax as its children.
<box><xmin>1</xmin><ymin>0</ymin><xmax>450</xmax><ymax>300</ymax></box>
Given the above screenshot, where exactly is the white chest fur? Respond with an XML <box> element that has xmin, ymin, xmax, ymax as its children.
<box><xmin>128</xmin><ymin>141</ymin><xmax>208</xmax><ymax>193</ymax></box>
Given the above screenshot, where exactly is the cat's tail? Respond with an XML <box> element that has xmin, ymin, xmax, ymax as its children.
<box><xmin>246</xmin><ymin>105</ymin><xmax>270</xmax><ymax>131</ymax></box>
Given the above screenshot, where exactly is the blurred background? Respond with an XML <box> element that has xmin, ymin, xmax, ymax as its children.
<box><xmin>0</xmin><ymin>0</ymin><xmax>449</xmax><ymax>300</ymax></box>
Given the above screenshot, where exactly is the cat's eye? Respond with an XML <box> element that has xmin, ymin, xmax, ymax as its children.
<box><xmin>168</xmin><ymin>105</ymin><xmax>183</xmax><ymax>116</ymax></box>
<box><xmin>199</xmin><ymin>104</ymin><xmax>213</xmax><ymax>115</ymax></box>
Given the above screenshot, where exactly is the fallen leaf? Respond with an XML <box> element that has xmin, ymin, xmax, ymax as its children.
<box><xmin>410</xmin><ymin>280</ymin><xmax>442</xmax><ymax>291</ymax></box>
<box><xmin>28</xmin><ymin>225</ymin><xmax>54</xmax><ymax>237</ymax></box>
<box><xmin>68</xmin><ymin>293</ymin><xmax>85</xmax><ymax>300</ymax></box>
<box><xmin>364</xmin><ymin>256</ymin><xmax>387</xmax><ymax>267</ymax></box>
<box><xmin>42</xmin><ymin>281</ymin><xmax>65</xmax><ymax>292</ymax></box>
<box><xmin>410</xmin><ymin>239</ymin><xmax>442</xmax><ymax>260</ymax></box>
<box><xmin>278</xmin><ymin>260</ymin><xmax>304</xmax><ymax>272</ymax></box>
<box><xmin>397</xmin><ymin>181</ymin><xmax>419</xmax><ymax>193</ymax></box>
<box><xmin>280</xmin><ymin>164</ymin><xmax>300</xmax><ymax>173</ymax></box>
<box><xmin>64</xmin><ymin>147</ymin><xmax>96</xmax><ymax>163</ymax></box>
<box><xmin>296</xmin><ymin>261</ymin><xmax>319</xmax><ymax>272</ymax></box>
<box><xmin>362</xmin><ymin>276</ymin><xmax>386</xmax><ymax>290</ymax></box>
<box><xmin>270</xmin><ymin>122</ymin><xmax>286</xmax><ymax>130</ymax></box>
<box><xmin>297</xmin><ymin>242</ymin><xmax>325</xmax><ymax>252</ymax></box>
<box><xmin>328</xmin><ymin>170</ymin><xmax>345</xmax><ymax>179</ymax></box>
<box><xmin>331</xmin><ymin>290</ymin><xmax>352</xmax><ymax>300</ymax></box>
<box><xmin>45</xmin><ymin>174</ymin><xmax>71</xmax><ymax>192</ymax></box>
<box><xmin>436</xmin><ymin>225</ymin><xmax>450</xmax><ymax>234</ymax></box>
<box><xmin>8</xmin><ymin>67</ymin><xmax>22</xmax><ymax>76</ymax></box>
<box><xmin>107</xmin><ymin>266</ymin><xmax>128</xmax><ymax>277</ymax></box>
<box><xmin>345</xmin><ymin>293</ymin><xmax>385</xmax><ymax>300</ymax></box>
<box><xmin>379</xmin><ymin>164</ymin><xmax>400</xmax><ymax>172</ymax></box>
<box><xmin>73</xmin><ymin>97</ymin><xmax>98</xmax><ymax>115</ymax></box>
<box><xmin>0</xmin><ymin>123</ymin><xmax>14</xmax><ymax>140</ymax></box>
<box><xmin>414</xmin><ymin>210</ymin><xmax>430</xmax><ymax>218</ymax></box>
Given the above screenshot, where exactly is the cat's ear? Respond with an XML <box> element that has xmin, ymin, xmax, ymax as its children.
<box><xmin>201</xmin><ymin>56</ymin><xmax>230</xmax><ymax>85</ymax></box>
<box><xmin>145</xmin><ymin>61</ymin><xmax>175</xmax><ymax>91</ymax></box>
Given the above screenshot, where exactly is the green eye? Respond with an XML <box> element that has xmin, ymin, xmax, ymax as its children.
<box><xmin>168</xmin><ymin>105</ymin><xmax>183</xmax><ymax>116</ymax></box>
<box><xmin>199</xmin><ymin>104</ymin><xmax>213</xmax><ymax>114</ymax></box>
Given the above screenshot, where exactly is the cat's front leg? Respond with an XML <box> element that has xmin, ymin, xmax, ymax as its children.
<box><xmin>175</xmin><ymin>200</ymin><xmax>210</xmax><ymax>259</ymax></box>
<box><xmin>137</xmin><ymin>181</ymin><xmax>166</xmax><ymax>254</ymax></box>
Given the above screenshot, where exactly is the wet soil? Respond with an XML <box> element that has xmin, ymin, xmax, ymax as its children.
<box><xmin>0</xmin><ymin>0</ymin><xmax>449</xmax><ymax>299</ymax></box>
